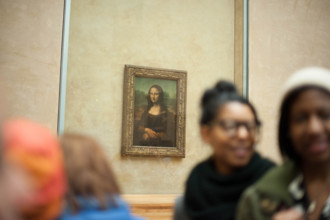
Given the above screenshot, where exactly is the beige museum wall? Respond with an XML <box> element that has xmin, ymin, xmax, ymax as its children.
<box><xmin>249</xmin><ymin>0</ymin><xmax>330</xmax><ymax>163</ymax></box>
<box><xmin>0</xmin><ymin>0</ymin><xmax>64</xmax><ymax>132</ymax></box>
<box><xmin>64</xmin><ymin>0</ymin><xmax>235</xmax><ymax>193</ymax></box>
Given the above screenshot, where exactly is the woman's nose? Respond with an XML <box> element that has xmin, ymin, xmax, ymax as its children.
<box><xmin>237</xmin><ymin>126</ymin><xmax>249</xmax><ymax>139</ymax></box>
<box><xmin>307</xmin><ymin>115</ymin><xmax>324</xmax><ymax>135</ymax></box>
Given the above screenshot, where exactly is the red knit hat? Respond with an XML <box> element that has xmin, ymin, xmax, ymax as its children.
<box><xmin>2</xmin><ymin>119</ymin><xmax>66</xmax><ymax>220</ymax></box>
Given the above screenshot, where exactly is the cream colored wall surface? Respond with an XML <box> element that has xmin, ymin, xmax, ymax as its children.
<box><xmin>0</xmin><ymin>0</ymin><xmax>64</xmax><ymax>132</ymax></box>
<box><xmin>65</xmin><ymin>0</ymin><xmax>235</xmax><ymax>193</ymax></box>
<box><xmin>249</xmin><ymin>0</ymin><xmax>330</xmax><ymax>163</ymax></box>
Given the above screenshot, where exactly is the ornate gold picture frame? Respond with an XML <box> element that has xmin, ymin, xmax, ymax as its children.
<box><xmin>121</xmin><ymin>65</ymin><xmax>187</xmax><ymax>157</ymax></box>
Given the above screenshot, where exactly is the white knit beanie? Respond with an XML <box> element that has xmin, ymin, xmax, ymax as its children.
<box><xmin>281</xmin><ymin>66</ymin><xmax>330</xmax><ymax>101</ymax></box>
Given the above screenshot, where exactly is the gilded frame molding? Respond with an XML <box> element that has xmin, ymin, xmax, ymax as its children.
<box><xmin>121</xmin><ymin>65</ymin><xmax>187</xmax><ymax>157</ymax></box>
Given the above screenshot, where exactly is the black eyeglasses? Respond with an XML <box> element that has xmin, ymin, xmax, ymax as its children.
<box><xmin>210</xmin><ymin>120</ymin><xmax>260</xmax><ymax>137</ymax></box>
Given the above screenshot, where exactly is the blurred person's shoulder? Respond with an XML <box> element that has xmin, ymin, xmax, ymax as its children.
<box><xmin>186</xmin><ymin>158</ymin><xmax>213</xmax><ymax>180</ymax></box>
<box><xmin>255</xmin><ymin>161</ymin><xmax>298</xmax><ymax>191</ymax></box>
<box><xmin>59</xmin><ymin>195</ymin><xmax>145</xmax><ymax>220</ymax></box>
<box><xmin>240</xmin><ymin>161</ymin><xmax>298</xmax><ymax>207</ymax></box>
<box><xmin>236</xmin><ymin>162</ymin><xmax>298</xmax><ymax>220</ymax></box>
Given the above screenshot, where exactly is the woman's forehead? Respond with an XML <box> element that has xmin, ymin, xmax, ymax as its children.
<box><xmin>291</xmin><ymin>88</ymin><xmax>330</xmax><ymax>110</ymax></box>
<box><xmin>217</xmin><ymin>102</ymin><xmax>255</xmax><ymax>120</ymax></box>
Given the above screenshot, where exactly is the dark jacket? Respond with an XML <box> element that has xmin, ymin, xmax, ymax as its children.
<box><xmin>236</xmin><ymin>161</ymin><xmax>330</xmax><ymax>220</ymax></box>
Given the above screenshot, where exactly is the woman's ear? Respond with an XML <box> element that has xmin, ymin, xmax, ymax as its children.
<box><xmin>200</xmin><ymin>125</ymin><xmax>211</xmax><ymax>144</ymax></box>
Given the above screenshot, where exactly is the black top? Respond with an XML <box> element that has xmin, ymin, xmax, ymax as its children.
<box><xmin>184</xmin><ymin>153</ymin><xmax>275</xmax><ymax>220</ymax></box>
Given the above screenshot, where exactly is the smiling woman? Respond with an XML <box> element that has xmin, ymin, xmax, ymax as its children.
<box><xmin>236</xmin><ymin>67</ymin><xmax>330</xmax><ymax>220</ymax></box>
<box><xmin>173</xmin><ymin>81</ymin><xmax>275</xmax><ymax>220</ymax></box>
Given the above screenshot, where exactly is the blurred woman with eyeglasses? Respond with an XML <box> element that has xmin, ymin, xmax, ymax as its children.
<box><xmin>173</xmin><ymin>81</ymin><xmax>275</xmax><ymax>220</ymax></box>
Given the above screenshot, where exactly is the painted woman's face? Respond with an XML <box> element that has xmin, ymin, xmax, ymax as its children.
<box><xmin>149</xmin><ymin>87</ymin><xmax>160</xmax><ymax>103</ymax></box>
<box><xmin>202</xmin><ymin>102</ymin><xmax>258</xmax><ymax>171</ymax></box>
<box><xmin>289</xmin><ymin>89</ymin><xmax>330</xmax><ymax>165</ymax></box>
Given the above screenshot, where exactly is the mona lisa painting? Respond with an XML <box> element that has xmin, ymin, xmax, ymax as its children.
<box><xmin>134</xmin><ymin>83</ymin><xmax>176</xmax><ymax>147</ymax></box>
<box><xmin>121</xmin><ymin>65</ymin><xmax>186</xmax><ymax>157</ymax></box>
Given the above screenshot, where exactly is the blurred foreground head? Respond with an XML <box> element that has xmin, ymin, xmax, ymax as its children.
<box><xmin>279</xmin><ymin>67</ymin><xmax>330</xmax><ymax>165</ymax></box>
<box><xmin>2</xmin><ymin>119</ymin><xmax>66</xmax><ymax>220</ymax></box>
<box><xmin>60</xmin><ymin>133</ymin><xmax>121</xmax><ymax>212</ymax></box>
<box><xmin>0</xmin><ymin>123</ymin><xmax>24</xmax><ymax>220</ymax></box>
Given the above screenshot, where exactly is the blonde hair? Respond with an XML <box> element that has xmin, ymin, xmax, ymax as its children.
<box><xmin>60</xmin><ymin>133</ymin><xmax>120</xmax><ymax>212</ymax></box>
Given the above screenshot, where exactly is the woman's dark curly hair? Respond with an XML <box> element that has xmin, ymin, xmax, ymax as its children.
<box><xmin>200</xmin><ymin>81</ymin><xmax>261</xmax><ymax>126</ymax></box>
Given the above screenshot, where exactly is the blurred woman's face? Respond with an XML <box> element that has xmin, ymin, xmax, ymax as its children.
<box><xmin>289</xmin><ymin>89</ymin><xmax>330</xmax><ymax>165</ymax></box>
<box><xmin>201</xmin><ymin>102</ymin><xmax>258</xmax><ymax>172</ymax></box>
<box><xmin>149</xmin><ymin>87</ymin><xmax>160</xmax><ymax>103</ymax></box>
